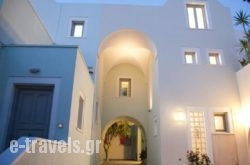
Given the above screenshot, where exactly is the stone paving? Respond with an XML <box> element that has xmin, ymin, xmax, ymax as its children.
<box><xmin>102</xmin><ymin>160</ymin><xmax>143</xmax><ymax>165</ymax></box>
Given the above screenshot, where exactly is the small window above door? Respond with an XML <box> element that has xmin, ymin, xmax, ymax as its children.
<box><xmin>69</xmin><ymin>18</ymin><xmax>88</xmax><ymax>38</ymax></box>
<box><xmin>119</xmin><ymin>78</ymin><xmax>131</xmax><ymax>97</ymax></box>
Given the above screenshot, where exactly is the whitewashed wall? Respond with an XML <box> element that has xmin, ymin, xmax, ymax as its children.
<box><xmin>68</xmin><ymin>49</ymin><xmax>95</xmax><ymax>164</ymax></box>
<box><xmin>26</xmin><ymin>0</ymin><xmax>249</xmax><ymax>164</ymax></box>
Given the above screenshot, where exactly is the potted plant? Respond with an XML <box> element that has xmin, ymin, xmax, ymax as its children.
<box><xmin>140</xmin><ymin>148</ymin><xmax>147</xmax><ymax>165</ymax></box>
<box><xmin>186</xmin><ymin>150</ymin><xmax>212</xmax><ymax>165</ymax></box>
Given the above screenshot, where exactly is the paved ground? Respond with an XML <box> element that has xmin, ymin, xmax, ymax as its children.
<box><xmin>102</xmin><ymin>160</ymin><xmax>143</xmax><ymax>165</ymax></box>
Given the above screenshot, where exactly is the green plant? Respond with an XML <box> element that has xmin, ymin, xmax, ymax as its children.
<box><xmin>243</xmin><ymin>0</ymin><xmax>250</xmax><ymax>4</ymax></box>
<box><xmin>140</xmin><ymin>148</ymin><xmax>147</xmax><ymax>161</ymax></box>
<box><xmin>186</xmin><ymin>150</ymin><xmax>212</xmax><ymax>165</ymax></box>
<box><xmin>238</xmin><ymin>37</ymin><xmax>250</xmax><ymax>66</ymax></box>
<box><xmin>103</xmin><ymin>120</ymin><xmax>131</xmax><ymax>161</ymax></box>
<box><xmin>234</xmin><ymin>10</ymin><xmax>250</xmax><ymax>66</ymax></box>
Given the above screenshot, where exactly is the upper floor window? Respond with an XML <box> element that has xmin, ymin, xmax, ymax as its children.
<box><xmin>119</xmin><ymin>78</ymin><xmax>131</xmax><ymax>97</ymax></box>
<box><xmin>69</xmin><ymin>18</ymin><xmax>88</xmax><ymax>38</ymax></box>
<box><xmin>208</xmin><ymin>52</ymin><xmax>221</xmax><ymax>65</ymax></box>
<box><xmin>187</xmin><ymin>4</ymin><xmax>208</xmax><ymax>29</ymax></box>
<box><xmin>184</xmin><ymin>51</ymin><xmax>197</xmax><ymax>64</ymax></box>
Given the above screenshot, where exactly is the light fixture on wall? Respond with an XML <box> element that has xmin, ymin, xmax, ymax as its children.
<box><xmin>236</xmin><ymin>107</ymin><xmax>250</xmax><ymax>127</ymax></box>
<box><xmin>174</xmin><ymin>111</ymin><xmax>186</xmax><ymax>123</ymax></box>
<box><xmin>57</xmin><ymin>123</ymin><xmax>64</xmax><ymax>128</ymax></box>
<box><xmin>29</xmin><ymin>68</ymin><xmax>40</xmax><ymax>74</ymax></box>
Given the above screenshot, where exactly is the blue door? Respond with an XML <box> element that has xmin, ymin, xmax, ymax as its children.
<box><xmin>6</xmin><ymin>85</ymin><xmax>53</xmax><ymax>145</ymax></box>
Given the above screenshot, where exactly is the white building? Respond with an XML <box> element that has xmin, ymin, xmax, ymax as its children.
<box><xmin>0</xmin><ymin>0</ymin><xmax>250</xmax><ymax>164</ymax></box>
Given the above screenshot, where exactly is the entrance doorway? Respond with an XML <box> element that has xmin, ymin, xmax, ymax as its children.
<box><xmin>6</xmin><ymin>85</ymin><xmax>53</xmax><ymax>146</ymax></box>
<box><xmin>102</xmin><ymin>117</ymin><xmax>146</xmax><ymax>162</ymax></box>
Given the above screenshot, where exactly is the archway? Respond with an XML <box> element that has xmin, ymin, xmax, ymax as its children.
<box><xmin>98</xmin><ymin>29</ymin><xmax>157</xmax><ymax>79</ymax></box>
<box><xmin>96</xmin><ymin>29</ymin><xmax>157</xmax><ymax>164</ymax></box>
<box><xmin>96</xmin><ymin>29</ymin><xmax>157</xmax><ymax>119</ymax></box>
<box><xmin>102</xmin><ymin>116</ymin><xmax>146</xmax><ymax>162</ymax></box>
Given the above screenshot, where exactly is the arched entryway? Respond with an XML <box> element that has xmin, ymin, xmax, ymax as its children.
<box><xmin>102</xmin><ymin>116</ymin><xmax>146</xmax><ymax>163</ymax></box>
<box><xmin>96</xmin><ymin>29</ymin><xmax>157</xmax><ymax>165</ymax></box>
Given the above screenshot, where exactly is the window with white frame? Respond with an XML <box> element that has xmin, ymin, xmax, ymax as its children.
<box><xmin>214</xmin><ymin>113</ymin><xmax>228</xmax><ymax>132</ymax></box>
<box><xmin>119</xmin><ymin>78</ymin><xmax>131</xmax><ymax>97</ymax></box>
<box><xmin>70</xmin><ymin>19</ymin><xmax>87</xmax><ymax>38</ymax></box>
<box><xmin>208</xmin><ymin>52</ymin><xmax>221</xmax><ymax>65</ymax></box>
<box><xmin>189</xmin><ymin>111</ymin><xmax>207</xmax><ymax>154</ymax></box>
<box><xmin>184</xmin><ymin>51</ymin><xmax>197</xmax><ymax>64</ymax></box>
<box><xmin>210</xmin><ymin>108</ymin><xmax>233</xmax><ymax>133</ymax></box>
<box><xmin>77</xmin><ymin>96</ymin><xmax>84</xmax><ymax>130</ymax></box>
<box><xmin>187</xmin><ymin>4</ymin><xmax>208</xmax><ymax>29</ymax></box>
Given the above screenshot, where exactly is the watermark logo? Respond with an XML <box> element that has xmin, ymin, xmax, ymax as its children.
<box><xmin>9</xmin><ymin>137</ymin><xmax>101</xmax><ymax>155</ymax></box>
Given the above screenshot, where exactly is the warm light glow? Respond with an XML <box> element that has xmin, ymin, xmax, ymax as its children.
<box><xmin>99</xmin><ymin>30</ymin><xmax>156</xmax><ymax>78</ymax></box>
<box><xmin>119</xmin><ymin>78</ymin><xmax>131</xmax><ymax>97</ymax></box>
<box><xmin>149</xmin><ymin>87</ymin><xmax>152</xmax><ymax>111</ymax></box>
<box><xmin>236</xmin><ymin>108</ymin><xmax>250</xmax><ymax>127</ymax></box>
<box><xmin>174</xmin><ymin>111</ymin><xmax>186</xmax><ymax>122</ymax></box>
<box><xmin>115</xmin><ymin>39</ymin><xmax>146</xmax><ymax>56</ymax></box>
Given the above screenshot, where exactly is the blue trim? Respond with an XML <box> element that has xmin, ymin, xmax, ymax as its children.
<box><xmin>0</xmin><ymin>0</ymin><xmax>3</xmax><ymax>9</ymax></box>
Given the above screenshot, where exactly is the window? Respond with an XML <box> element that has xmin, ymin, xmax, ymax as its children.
<box><xmin>77</xmin><ymin>97</ymin><xmax>84</xmax><ymax>130</ymax></box>
<box><xmin>209</xmin><ymin>108</ymin><xmax>233</xmax><ymax>133</ymax></box>
<box><xmin>189</xmin><ymin>111</ymin><xmax>207</xmax><ymax>153</ymax></box>
<box><xmin>208</xmin><ymin>52</ymin><xmax>221</xmax><ymax>65</ymax></box>
<box><xmin>95</xmin><ymin>102</ymin><xmax>99</xmax><ymax>123</ymax></box>
<box><xmin>69</xmin><ymin>18</ymin><xmax>88</xmax><ymax>38</ymax></box>
<box><xmin>71</xmin><ymin>21</ymin><xmax>84</xmax><ymax>37</ymax></box>
<box><xmin>119</xmin><ymin>78</ymin><xmax>131</xmax><ymax>97</ymax></box>
<box><xmin>214</xmin><ymin>113</ymin><xmax>228</xmax><ymax>132</ymax></box>
<box><xmin>184</xmin><ymin>51</ymin><xmax>196</xmax><ymax>64</ymax></box>
<box><xmin>187</xmin><ymin>4</ymin><xmax>207</xmax><ymax>29</ymax></box>
<box><xmin>182</xmin><ymin>48</ymin><xmax>199</xmax><ymax>64</ymax></box>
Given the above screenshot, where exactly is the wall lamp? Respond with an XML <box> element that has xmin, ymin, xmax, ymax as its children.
<box><xmin>174</xmin><ymin>111</ymin><xmax>186</xmax><ymax>123</ymax></box>
<box><xmin>29</xmin><ymin>68</ymin><xmax>40</xmax><ymax>74</ymax></box>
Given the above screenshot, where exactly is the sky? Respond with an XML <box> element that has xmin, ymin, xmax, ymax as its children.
<box><xmin>218</xmin><ymin>0</ymin><xmax>250</xmax><ymax>16</ymax></box>
<box><xmin>212</xmin><ymin>0</ymin><xmax>250</xmax><ymax>30</ymax></box>
<box><xmin>219</xmin><ymin>0</ymin><xmax>250</xmax><ymax>30</ymax></box>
